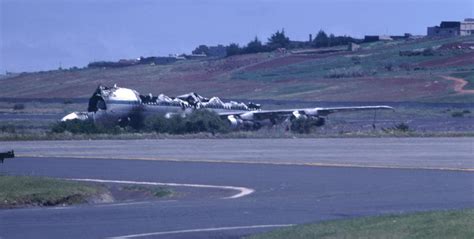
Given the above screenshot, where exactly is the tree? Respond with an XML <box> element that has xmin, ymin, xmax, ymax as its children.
<box><xmin>328</xmin><ymin>34</ymin><xmax>336</xmax><ymax>47</ymax></box>
<box><xmin>313</xmin><ymin>30</ymin><xmax>329</xmax><ymax>48</ymax></box>
<box><xmin>192</xmin><ymin>45</ymin><xmax>209</xmax><ymax>55</ymax></box>
<box><xmin>226</xmin><ymin>43</ymin><xmax>242</xmax><ymax>56</ymax></box>
<box><xmin>267</xmin><ymin>29</ymin><xmax>290</xmax><ymax>50</ymax></box>
<box><xmin>244</xmin><ymin>37</ymin><xmax>266</xmax><ymax>54</ymax></box>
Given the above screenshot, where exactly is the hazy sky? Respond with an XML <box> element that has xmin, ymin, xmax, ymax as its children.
<box><xmin>1</xmin><ymin>0</ymin><xmax>472</xmax><ymax>72</ymax></box>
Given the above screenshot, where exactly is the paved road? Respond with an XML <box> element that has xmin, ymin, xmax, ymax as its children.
<box><xmin>1</xmin><ymin>157</ymin><xmax>473</xmax><ymax>239</ymax></box>
<box><xmin>2</xmin><ymin>138</ymin><xmax>473</xmax><ymax>170</ymax></box>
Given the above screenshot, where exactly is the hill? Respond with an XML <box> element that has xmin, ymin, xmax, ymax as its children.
<box><xmin>1</xmin><ymin>35</ymin><xmax>473</xmax><ymax>103</ymax></box>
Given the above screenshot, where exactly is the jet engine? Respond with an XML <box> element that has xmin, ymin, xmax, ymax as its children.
<box><xmin>227</xmin><ymin>115</ymin><xmax>257</xmax><ymax>129</ymax></box>
<box><xmin>290</xmin><ymin>110</ymin><xmax>325</xmax><ymax>126</ymax></box>
<box><xmin>227</xmin><ymin>115</ymin><xmax>244</xmax><ymax>128</ymax></box>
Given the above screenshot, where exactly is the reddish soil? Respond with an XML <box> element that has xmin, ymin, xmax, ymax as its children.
<box><xmin>418</xmin><ymin>51</ymin><xmax>474</xmax><ymax>68</ymax></box>
<box><xmin>297</xmin><ymin>76</ymin><xmax>451</xmax><ymax>102</ymax></box>
<box><xmin>244</xmin><ymin>52</ymin><xmax>347</xmax><ymax>72</ymax></box>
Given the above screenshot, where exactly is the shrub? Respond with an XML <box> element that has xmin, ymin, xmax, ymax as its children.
<box><xmin>383</xmin><ymin>122</ymin><xmax>411</xmax><ymax>133</ymax></box>
<box><xmin>0</xmin><ymin>125</ymin><xmax>16</xmax><ymax>133</ymax></box>
<box><xmin>451</xmin><ymin>111</ymin><xmax>464</xmax><ymax>117</ymax></box>
<box><xmin>422</xmin><ymin>47</ymin><xmax>435</xmax><ymax>56</ymax></box>
<box><xmin>351</xmin><ymin>56</ymin><xmax>361</xmax><ymax>65</ymax></box>
<box><xmin>326</xmin><ymin>66</ymin><xmax>365</xmax><ymax>78</ymax></box>
<box><xmin>290</xmin><ymin>118</ymin><xmax>313</xmax><ymax>134</ymax></box>
<box><xmin>289</xmin><ymin>118</ymin><xmax>324</xmax><ymax>134</ymax></box>
<box><xmin>13</xmin><ymin>104</ymin><xmax>25</xmax><ymax>110</ymax></box>
<box><xmin>53</xmin><ymin>110</ymin><xmax>230</xmax><ymax>135</ymax></box>
<box><xmin>384</xmin><ymin>63</ymin><xmax>393</xmax><ymax>71</ymax></box>
<box><xmin>144</xmin><ymin>110</ymin><xmax>230</xmax><ymax>134</ymax></box>
<box><xmin>51</xmin><ymin>120</ymin><xmax>120</xmax><ymax>134</ymax></box>
<box><xmin>393</xmin><ymin>122</ymin><xmax>410</xmax><ymax>132</ymax></box>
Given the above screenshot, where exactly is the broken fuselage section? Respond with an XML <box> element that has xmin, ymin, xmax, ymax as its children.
<box><xmin>62</xmin><ymin>85</ymin><xmax>261</xmax><ymax>128</ymax></box>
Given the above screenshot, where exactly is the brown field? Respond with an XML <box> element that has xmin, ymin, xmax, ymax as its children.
<box><xmin>0</xmin><ymin>35</ymin><xmax>473</xmax><ymax>103</ymax></box>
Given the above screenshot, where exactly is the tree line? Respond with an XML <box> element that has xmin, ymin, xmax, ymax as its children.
<box><xmin>192</xmin><ymin>29</ymin><xmax>357</xmax><ymax>57</ymax></box>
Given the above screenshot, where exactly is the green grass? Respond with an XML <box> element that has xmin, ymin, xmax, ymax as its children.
<box><xmin>246</xmin><ymin>209</ymin><xmax>474</xmax><ymax>239</ymax></box>
<box><xmin>121</xmin><ymin>185</ymin><xmax>172</xmax><ymax>198</ymax></box>
<box><xmin>232</xmin><ymin>36</ymin><xmax>474</xmax><ymax>84</ymax></box>
<box><xmin>0</xmin><ymin>175</ymin><xmax>105</xmax><ymax>208</ymax></box>
<box><xmin>1</xmin><ymin>129</ymin><xmax>473</xmax><ymax>141</ymax></box>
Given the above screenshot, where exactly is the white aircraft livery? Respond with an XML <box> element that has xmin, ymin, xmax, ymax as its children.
<box><xmin>62</xmin><ymin>84</ymin><xmax>394</xmax><ymax>129</ymax></box>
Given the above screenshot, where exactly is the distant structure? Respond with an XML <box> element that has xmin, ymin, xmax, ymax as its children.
<box><xmin>348</xmin><ymin>42</ymin><xmax>361</xmax><ymax>51</ymax></box>
<box><xmin>428</xmin><ymin>21</ymin><xmax>461</xmax><ymax>36</ymax></box>
<box><xmin>461</xmin><ymin>18</ymin><xmax>474</xmax><ymax>35</ymax></box>
<box><xmin>363</xmin><ymin>33</ymin><xmax>413</xmax><ymax>43</ymax></box>
<box><xmin>88</xmin><ymin>55</ymin><xmax>185</xmax><ymax>68</ymax></box>
<box><xmin>207</xmin><ymin>45</ymin><xmax>227</xmax><ymax>57</ymax></box>
<box><xmin>185</xmin><ymin>53</ymin><xmax>207</xmax><ymax>60</ymax></box>
<box><xmin>427</xmin><ymin>19</ymin><xmax>474</xmax><ymax>37</ymax></box>
<box><xmin>364</xmin><ymin>35</ymin><xmax>393</xmax><ymax>42</ymax></box>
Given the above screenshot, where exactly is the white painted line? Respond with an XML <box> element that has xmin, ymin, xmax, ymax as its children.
<box><xmin>70</xmin><ymin>178</ymin><xmax>255</xmax><ymax>199</ymax></box>
<box><xmin>107</xmin><ymin>224</ymin><xmax>294</xmax><ymax>238</ymax></box>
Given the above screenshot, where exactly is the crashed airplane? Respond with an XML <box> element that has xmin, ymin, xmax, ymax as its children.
<box><xmin>62</xmin><ymin>85</ymin><xmax>394</xmax><ymax>129</ymax></box>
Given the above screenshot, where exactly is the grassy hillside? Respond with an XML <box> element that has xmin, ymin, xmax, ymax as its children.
<box><xmin>247</xmin><ymin>209</ymin><xmax>474</xmax><ymax>239</ymax></box>
<box><xmin>1</xmin><ymin>35</ymin><xmax>473</xmax><ymax>102</ymax></box>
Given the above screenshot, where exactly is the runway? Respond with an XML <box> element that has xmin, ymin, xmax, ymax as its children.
<box><xmin>1</xmin><ymin>156</ymin><xmax>473</xmax><ymax>239</ymax></box>
<box><xmin>2</xmin><ymin>137</ymin><xmax>473</xmax><ymax>170</ymax></box>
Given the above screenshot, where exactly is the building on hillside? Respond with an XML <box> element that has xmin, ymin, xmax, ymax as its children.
<box><xmin>390</xmin><ymin>33</ymin><xmax>413</xmax><ymax>40</ymax></box>
<box><xmin>427</xmin><ymin>19</ymin><xmax>474</xmax><ymax>37</ymax></box>
<box><xmin>348</xmin><ymin>42</ymin><xmax>360</xmax><ymax>51</ymax></box>
<box><xmin>363</xmin><ymin>35</ymin><xmax>393</xmax><ymax>42</ymax></box>
<box><xmin>461</xmin><ymin>18</ymin><xmax>474</xmax><ymax>36</ymax></box>
<box><xmin>184</xmin><ymin>53</ymin><xmax>207</xmax><ymax>60</ymax></box>
<box><xmin>427</xmin><ymin>21</ymin><xmax>461</xmax><ymax>36</ymax></box>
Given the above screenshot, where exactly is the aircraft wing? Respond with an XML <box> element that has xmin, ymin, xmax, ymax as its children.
<box><xmin>219</xmin><ymin>105</ymin><xmax>394</xmax><ymax>121</ymax></box>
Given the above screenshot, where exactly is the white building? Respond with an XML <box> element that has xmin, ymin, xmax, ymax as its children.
<box><xmin>461</xmin><ymin>18</ymin><xmax>474</xmax><ymax>36</ymax></box>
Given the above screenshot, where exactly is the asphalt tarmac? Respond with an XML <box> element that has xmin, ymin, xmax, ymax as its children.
<box><xmin>1</xmin><ymin>156</ymin><xmax>473</xmax><ymax>239</ymax></box>
<box><xmin>2</xmin><ymin>137</ymin><xmax>473</xmax><ymax>170</ymax></box>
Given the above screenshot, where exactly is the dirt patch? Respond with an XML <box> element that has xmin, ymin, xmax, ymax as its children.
<box><xmin>441</xmin><ymin>76</ymin><xmax>474</xmax><ymax>94</ymax></box>
<box><xmin>295</xmin><ymin>76</ymin><xmax>451</xmax><ymax>102</ymax></box>
<box><xmin>244</xmin><ymin>52</ymin><xmax>348</xmax><ymax>72</ymax></box>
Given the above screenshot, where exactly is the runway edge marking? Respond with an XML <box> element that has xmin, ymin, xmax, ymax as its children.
<box><xmin>20</xmin><ymin>154</ymin><xmax>474</xmax><ymax>172</ymax></box>
<box><xmin>69</xmin><ymin>178</ymin><xmax>254</xmax><ymax>199</ymax></box>
<box><xmin>106</xmin><ymin>224</ymin><xmax>295</xmax><ymax>238</ymax></box>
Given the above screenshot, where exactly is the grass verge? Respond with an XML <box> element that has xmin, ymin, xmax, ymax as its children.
<box><xmin>246</xmin><ymin>209</ymin><xmax>474</xmax><ymax>239</ymax></box>
<box><xmin>121</xmin><ymin>185</ymin><xmax>172</xmax><ymax>198</ymax></box>
<box><xmin>0</xmin><ymin>175</ymin><xmax>105</xmax><ymax>208</ymax></box>
<box><xmin>0</xmin><ymin>130</ymin><xmax>473</xmax><ymax>141</ymax></box>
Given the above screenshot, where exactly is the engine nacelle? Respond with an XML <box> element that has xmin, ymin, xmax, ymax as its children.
<box><xmin>227</xmin><ymin>115</ymin><xmax>243</xmax><ymax>128</ymax></box>
<box><xmin>292</xmin><ymin>110</ymin><xmax>308</xmax><ymax>120</ymax></box>
<box><xmin>289</xmin><ymin>111</ymin><xmax>326</xmax><ymax>127</ymax></box>
<box><xmin>227</xmin><ymin>115</ymin><xmax>257</xmax><ymax>129</ymax></box>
